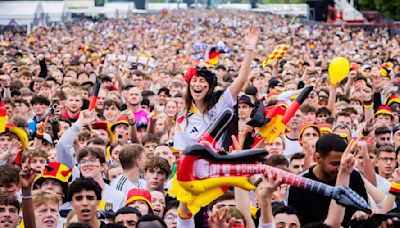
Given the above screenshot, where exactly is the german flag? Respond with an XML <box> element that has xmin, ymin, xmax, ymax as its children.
<box><xmin>208</xmin><ymin>47</ymin><xmax>219</xmax><ymax>66</ymax></box>
<box><xmin>247</xmin><ymin>86</ymin><xmax>313</xmax><ymax>143</ymax></box>
<box><xmin>0</xmin><ymin>101</ymin><xmax>6</xmax><ymax>133</ymax></box>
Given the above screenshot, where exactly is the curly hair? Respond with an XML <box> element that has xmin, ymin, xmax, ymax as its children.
<box><xmin>67</xmin><ymin>177</ymin><xmax>102</xmax><ymax>202</ymax></box>
<box><xmin>184</xmin><ymin>67</ymin><xmax>220</xmax><ymax>117</ymax></box>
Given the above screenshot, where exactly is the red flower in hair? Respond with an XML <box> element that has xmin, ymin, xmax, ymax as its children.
<box><xmin>184</xmin><ymin>67</ymin><xmax>198</xmax><ymax>83</ymax></box>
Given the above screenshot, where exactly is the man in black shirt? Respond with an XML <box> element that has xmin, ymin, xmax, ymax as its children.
<box><xmin>287</xmin><ymin>133</ymin><xmax>368</xmax><ymax>226</ymax></box>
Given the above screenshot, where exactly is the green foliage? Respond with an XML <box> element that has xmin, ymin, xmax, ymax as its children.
<box><xmin>357</xmin><ymin>0</ymin><xmax>400</xmax><ymax>20</ymax></box>
<box><xmin>260</xmin><ymin>0</ymin><xmax>306</xmax><ymax>3</ymax></box>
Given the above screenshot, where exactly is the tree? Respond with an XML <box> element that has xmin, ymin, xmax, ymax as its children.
<box><xmin>357</xmin><ymin>0</ymin><xmax>400</xmax><ymax>21</ymax></box>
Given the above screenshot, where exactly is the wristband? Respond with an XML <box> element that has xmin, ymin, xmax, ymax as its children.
<box><xmin>129</xmin><ymin>122</ymin><xmax>136</xmax><ymax>126</ymax></box>
<box><xmin>35</xmin><ymin>131</ymin><xmax>44</xmax><ymax>139</ymax></box>
<box><xmin>21</xmin><ymin>195</ymin><xmax>32</xmax><ymax>200</ymax></box>
<box><xmin>363</xmin><ymin>100</ymin><xmax>373</xmax><ymax>109</ymax></box>
<box><xmin>360</xmin><ymin>129</ymin><xmax>369</xmax><ymax>138</ymax></box>
<box><xmin>389</xmin><ymin>182</ymin><xmax>400</xmax><ymax>196</ymax></box>
<box><xmin>177</xmin><ymin>208</ymin><xmax>192</xmax><ymax>220</ymax></box>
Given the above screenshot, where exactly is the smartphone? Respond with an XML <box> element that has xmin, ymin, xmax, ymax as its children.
<box><xmin>50</xmin><ymin>99</ymin><xmax>60</xmax><ymax>115</ymax></box>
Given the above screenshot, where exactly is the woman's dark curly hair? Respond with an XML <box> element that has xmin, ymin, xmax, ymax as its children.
<box><xmin>184</xmin><ymin>67</ymin><xmax>220</xmax><ymax>118</ymax></box>
<box><xmin>195</xmin><ymin>67</ymin><xmax>218</xmax><ymax>87</ymax></box>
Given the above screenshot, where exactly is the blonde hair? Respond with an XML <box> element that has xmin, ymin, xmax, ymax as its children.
<box><xmin>32</xmin><ymin>190</ymin><xmax>59</xmax><ymax>209</ymax></box>
<box><xmin>66</xmin><ymin>89</ymin><xmax>82</xmax><ymax>99</ymax></box>
<box><xmin>22</xmin><ymin>148</ymin><xmax>49</xmax><ymax>163</ymax></box>
<box><xmin>107</xmin><ymin>91</ymin><xmax>122</xmax><ymax>101</ymax></box>
<box><xmin>266</xmin><ymin>135</ymin><xmax>286</xmax><ymax>150</ymax></box>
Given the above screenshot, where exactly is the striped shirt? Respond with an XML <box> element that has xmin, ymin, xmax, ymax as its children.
<box><xmin>110</xmin><ymin>174</ymin><xmax>147</xmax><ymax>195</ymax></box>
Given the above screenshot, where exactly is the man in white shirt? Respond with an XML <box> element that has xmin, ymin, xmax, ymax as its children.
<box><xmin>111</xmin><ymin>144</ymin><xmax>147</xmax><ymax>194</ymax></box>
<box><xmin>283</xmin><ymin>110</ymin><xmax>303</xmax><ymax>157</ymax></box>
<box><xmin>77</xmin><ymin>147</ymin><xmax>126</xmax><ymax>213</ymax></box>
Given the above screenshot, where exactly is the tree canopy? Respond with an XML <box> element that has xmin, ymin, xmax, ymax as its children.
<box><xmin>357</xmin><ymin>0</ymin><xmax>400</xmax><ymax>21</ymax></box>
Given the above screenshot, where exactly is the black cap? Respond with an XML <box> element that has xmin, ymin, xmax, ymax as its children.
<box><xmin>122</xmin><ymin>83</ymin><xmax>135</xmax><ymax>91</ymax></box>
<box><xmin>238</xmin><ymin>95</ymin><xmax>254</xmax><ymax>107</ymax></box>
<box><xmin>268</xmin><ymin>80</ymin><xmax>284</xmax><ymax>90</ymax></box>
<box><xmin>80</xmin><ymin>81</ymin><xmax>95</xmax><ymax>87</ymax></box>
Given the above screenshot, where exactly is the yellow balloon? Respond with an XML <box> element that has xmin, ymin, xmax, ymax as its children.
<box><xmin>328</xmin><ymin>57</ymin><xmax>350</xmax><ymax>85</ymax></box>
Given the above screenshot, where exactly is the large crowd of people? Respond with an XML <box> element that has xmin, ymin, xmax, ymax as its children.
<box><xmin>1</xmin><ymin>8</ymin><xmax>400</xmax><ymax>228</ymax></box>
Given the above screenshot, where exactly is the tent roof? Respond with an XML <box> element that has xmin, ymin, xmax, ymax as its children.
<box><xmin>0</xmin><ymin>1</ymin><xmax>44</xmax><ymax>17</ymax></box>
<box><xmin>41</xmin><ymin>1</ymin><xmax>68</xmax><ymax>14</ymax></box>
<box><xmin>104</xmin><ymin>2</ymin><xmax>135</xmax><ymax>10</ymax></box>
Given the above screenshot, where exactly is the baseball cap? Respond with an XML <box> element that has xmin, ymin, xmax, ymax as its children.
<box><xmin>268</xmin><ymin>80</ymin><xmax>285</xmax><ymax>92</ymax></box>
<box><xmin>122</xmin><ymin>83</ymin><xmax>135</xmax><ymax>91</ymax></box>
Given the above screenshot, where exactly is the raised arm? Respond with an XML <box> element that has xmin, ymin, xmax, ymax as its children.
<box><xmin>20</xmin><ymin>158</ymin><xmax>37</xmax><ymax>228</ymax></box>
<box><xmin>361</xmin><ymin>85</ymin><xmax>374</xmax><ymax>122</ymax></box>
<box><xmin>230</xmin><ymin>25</ymin><xmax>259</xmax><ymax>98</ymax></box>
<box><xmin>324</xmin><ymin>140</ymin><xmax>355</xmax><ymax>227</ymax></box>
<box><xmin>56</xmin><ymin>110</ymin><xmax>98</xmax><ymax>168</ymax></box>
<box><xmin>123</xmin><ymin>109</ymin><xmax>141</xmax><ymax>144</ymax></box>
<box><xmin>326</xmin><ymin>84</ymin><xmax>337</xmax><ymax>115</ymax></box>
<box><xmin>258</xmin><ymin>169</ymin><xmax>283</xmax><ymax>227</ymax></box>
<box><xmin>115</xmin><ymin>63</ymin><xmax>124</xmax><ymax>92</ymax></box>
<box><xmin>232</xmin><ymin>138</ymin><xmax>256</xmax><ymax>228</ymax></box>
<box><xmin>177</xmin><ymin>202</ymin><xmax>195</xmax><ymax>228</ymax></box>
<box><xmin>234</xmin><ymin>187</ymin><xmax>256</xmax><ymax>228</ymax></box>
<box><xmin>146</xmin><ymin>109</ymin><xmax>158</xmax><ymax>135</ymax></box>
<box><xmin>343</xmin><ymin>70</ymin><xmax>356</xmax><ymax>97</ymax></box>
<box><xmin>357</xmin><ymin>141</ymin><xmax>377</xmax><ymax>186</ymax></box>
<box><xmin>381</xmin><ymin>168</ymin><xmax>400</xmax><ymax>213</ymax></box>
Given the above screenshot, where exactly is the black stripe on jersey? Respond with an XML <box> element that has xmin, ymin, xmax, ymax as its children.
<box><xmin>117</xmin><ymin>176</ymin><xmax>127</xmax><ymax>191</ymax></box>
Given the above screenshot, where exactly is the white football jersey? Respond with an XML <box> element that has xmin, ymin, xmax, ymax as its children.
<box><xmin>173</xmin><ymin>88</ymin><xmax>235</xmax><ymax>152</ymax></box>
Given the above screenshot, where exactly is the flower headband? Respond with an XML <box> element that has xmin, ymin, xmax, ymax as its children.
<box><xmin>184</xmin><ymin>67</ymin><xmax>198</xmax><ymax>83</ymax></box>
